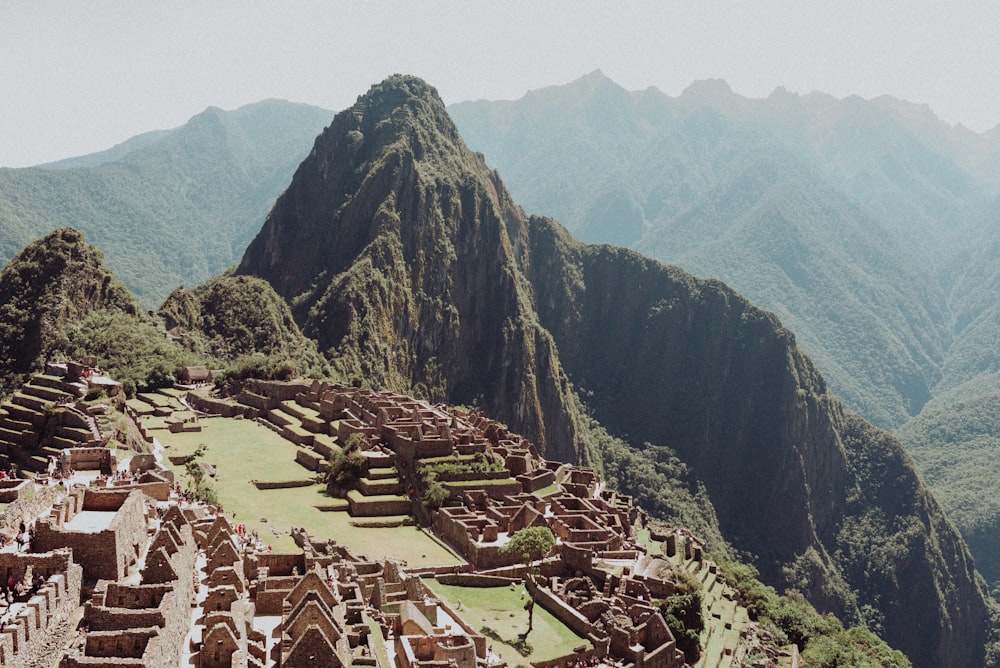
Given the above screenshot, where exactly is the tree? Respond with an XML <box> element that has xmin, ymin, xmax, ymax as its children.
<box><xmin>422</xmin><ymin>473</ymin><xmax>450</xmax><ymax>510</ymax></box>
<box><xmin>499</xmin><ymin>526</ymin><xmax>556</xmax><ymax>564</ymax></box>
<box><xmin>182</xmin><ymin>443</ymin><xmax>218</xmax><ymax>505</ymax></box>
<box><xmin>324</xmin><ymin>433</ymin><xmax>366</xmax><ymax>496</ymax></box>
<box><xmin>658</xmin><ymin>569</ymin><xmax>704</xmax><ymax>663</ymax></box>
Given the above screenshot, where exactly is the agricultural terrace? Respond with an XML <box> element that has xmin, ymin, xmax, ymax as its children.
<box><xmin>155</xmin><ymin>414</ymin><xmax>462</xmax><ymax>565</ymax></box>
<box><xmin>426</xmin><ymin>580</ymin><xmax>592</xmax><ymax>665</ymax></box>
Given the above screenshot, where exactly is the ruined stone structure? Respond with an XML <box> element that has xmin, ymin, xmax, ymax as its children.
<box><xmin>0</xmin><ymin>366</ymin><xmax>766</xmax><ymax>668</ymax></box>
<box><xmin>32</xmin><ymin>488</ymin><xmax>149</xmax><ymax>583</ymax></box>
<box><xmin>0</xmin><ymin>548</ymin><xmax>83</xmax><ymax>667</ymax></box>
<box><xmin>59</xmin><ymin>499</ymin><xmax>197</xmax><ymax>666</ymax></box>
<box><xmin>0</xmin><ymin>362</ymin><xmax>118</xmax><ymax>477</ymax></box>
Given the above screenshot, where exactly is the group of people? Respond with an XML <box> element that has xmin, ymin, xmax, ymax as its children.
<box><xmin>233</xmin><ymin>522</ymin><xmax>270</xmax><ymax>552</ymax></box>
<box><xmin>97</xmin><ymin>469</ymin><xmax>138</xmax><ymax>484</ymax></box>
<box><xmin>2</xmin><ymin>570</ymin><xmax>45</xmax><ymax>605</ymax></box>
<box><xmin>172</xmin><ymin>483</ymin><xmax>200</xmax><ymax>505</ymax></box>
<box><xmin>1</xmin><ymin>520</ymin><xmax>34</xmax><ymax>553</ymax></box>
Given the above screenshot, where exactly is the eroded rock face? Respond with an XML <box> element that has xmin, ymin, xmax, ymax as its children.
<box><xmin>521</xmin><ymin>217</ymin><xmax>991</xmax><ymax>667</ymax></box>
<box><xmin>238</xmin><ymin>76</ymin><xmax>583</xmax><ymax>463</ymax></box>
<box><xmin>238</xmin><ymin>75</ymin><xmax>993</xmax><ymax>666</ymax></box>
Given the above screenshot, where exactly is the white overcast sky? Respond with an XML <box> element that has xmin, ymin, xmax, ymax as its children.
<box><xmin>1</xmin><ymin>0</ymin><xmax>998</xmax><ymax>167</ymax></box>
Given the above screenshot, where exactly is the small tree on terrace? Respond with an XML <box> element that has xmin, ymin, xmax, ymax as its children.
<box><xmin>325</xmin><ymin>433</ymin><xmax>366</xmax><ymax>497</ymax></box>
<box><xmin>499</xmin><ymin>526</ymin><xmax>556</xmax><ymax>565</ymax></box>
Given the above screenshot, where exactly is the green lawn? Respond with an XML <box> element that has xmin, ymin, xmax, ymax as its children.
<box><xmin>158</xmin><ymin>416</ymin><xmax>463</xmax><ymax>566</ymax></box>
<box><xmin>534</xmin><ymin>483</ymin><xmax>561</xmax><ymax>497</ymax></box>
<box><xmin>368</xmin><ymin>616</ymin><xmax>391</xmax><ymax>668</ymax></box>
<box><xmin>425</xmin><ymin>580</ymin><xmax>590</xmax><ymax>664</ymax></box>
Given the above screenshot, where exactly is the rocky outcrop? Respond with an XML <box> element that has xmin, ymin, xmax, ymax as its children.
<box><xmin>238</xmin><ymin>76</ymin><xmax>586</xmax><ymax>464</ymax></box>
<box><xmin>0</xmin><ymin>228</ymin><xmax>140</xmax><ymax>395</ymax></box>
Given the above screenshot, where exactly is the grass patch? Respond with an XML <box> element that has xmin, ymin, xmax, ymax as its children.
<box><xmin>158</xmin><ymin>416</ymin><xmax>462</xmax><ymax>566</ymax></box>
<box><xmin>137</xmin><ymin>392</ymin><xmax>175</xmax><ymax>408</ymax></box>
<box><xmin>425</xmin><ymin>581</ymin><xmax>590</xmax><ymax>663</ymax></box>
<box><xmin>368</xmin><ymin>616</ymin><xmax>390</xmax><ymax>668</ymax></box>
<box><xmin>533</xmin><ymin>483</ymin><xmax>561</xmax><ymax>497</ymax></box>
<box><xmin>417</xmin><ymin>453</ymin><xmax>480</xmax><ymax>464</ymax></box>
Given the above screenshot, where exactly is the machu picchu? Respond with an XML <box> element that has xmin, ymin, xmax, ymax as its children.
<box><xmin>0</xmin><ymin>362</ymin><xmax>791</xmax><ymax>668</ymax></box>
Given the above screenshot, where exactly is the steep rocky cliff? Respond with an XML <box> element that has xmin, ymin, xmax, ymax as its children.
<box><xmin>522</xmin><ymin>216</ymin><xmax>990</xmax><ymax>666</ymax></box>
<box><xmin>237</xmin><ymin>76</ymin><xmax>994</xmax><ymax>666</ymax></box>
<box><xmin>238</xmin><ymin>76</ymin><xmax>585</xmax><ymax>463</ymax></box>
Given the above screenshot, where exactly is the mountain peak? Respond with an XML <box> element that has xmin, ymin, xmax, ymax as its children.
<box><xmin>237</xmin><ymin>76</ymin><xmax>587</xmax><ymax>461</ymax></box>
<box><xmin>0</xmin><ymin>227</ymin><xmax>140</xmax><ymax>393</ymax></box>
<box><xmin>681</xmin><ymin>78</ymin><xmax>735</xmax><ymax>101</ymax></box>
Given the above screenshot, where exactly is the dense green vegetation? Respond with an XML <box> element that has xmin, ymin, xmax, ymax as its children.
<box><xmin>499</xmin><ymin>526</ymin><xmax>556</xmax><ymax>563</ymax></box>
<box><xmin>0</xmin><ymin>228</ymin><xmax>144</xmax><ymax>395</ymax></box>
<box><xmin>0</xmin><ymin>99</ymin><xmax>331</xmax><ymax>306</ymax></box>
<box><xmin>656</xmin><ymin>568</ymin><xmax>704</xmax><ymax>663</ymax></box>
<box><xmin>63</xmin><ymin>310</ymin><xmax>206</xmax><ymax>396</ymax></box>
<box><xmin>718</xmin><ymin>558</ymin><xmax>910</xmax><ymax>667</ymax></box>
<box><xmin>900</xmin><ymin>376</ymin><xmax>1000</xmax><ymax>588</ymax></box>
<box><xmin>159</xmin><ymin>274</ymin><xmax>330</xmax><ymax>381</ymax></box>
<box><xmin>0</xmin><ymin>229</ymin><xmax>329</xmax><ymax>399</ymax></box>
<box><xmin>592</xmin><ymin>423</ymin><xmax>729</xmax><ymax>554</ymax></box>
<box><xmin>449</xmin><ymin>73</ymin><xmax>1000</xmax><ymax>616</ymax></box>
<box><xmin>324</xmin><ymin>433</ymin><xmax>366</xmax><ymax>496</ymax></box>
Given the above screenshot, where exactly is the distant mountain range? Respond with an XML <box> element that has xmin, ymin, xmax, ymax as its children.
<box><xmin>3</xmin><ymin>74</ymin><xmax>1000</xmax><ymax>665</ymax></box>
<box><xmin>448</xmin><ymin>71</ymin><xmax>1000</xmax><ymax>586</ymax></box>
<box><xmin>234</xmin><ymin>76</ymin><xmax>993</xmax><ymax>667</ymax></box>
<box><xmin>0</xmin><ymin>99</ymin><xmax>332</xmax><ymax>306</ymax></box>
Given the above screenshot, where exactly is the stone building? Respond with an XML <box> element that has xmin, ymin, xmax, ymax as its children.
<box><xmin>32</xmin><ymin>488</ymin><xmax>149</xmax><ymax>583</ymax></box>
<box><xmin>60</xmin><ymin>502</ymin><xmax>197</xmax><ymax>667</ymax></box>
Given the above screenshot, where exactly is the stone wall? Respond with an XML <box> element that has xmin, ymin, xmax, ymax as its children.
<box><xmin>32</xmin><ymin>489</ymin><xmax>147</xmax><ymax>582</ymax></box>
<box><xmin>517</xmin><ymin>468</ymin><xmax>555</xmax><ymax>493</ymax></box>
<box><xmin>251</xmin><ymin>479</ymin><xmax>315</xmax><ymax>490</ymax></box>
<box><xmin>67</xmin><ymin>522</ymin><xmax>197</xmax><ymax>667</ymax></box>
<box><xmin>525</xmin><ymin>577</ymin><xmax>594</xmax><ymax>640</ymax></box>
<box><xmin>0</xmin><ymin>484</ymin><xmax>62</xmax><ymax>540</ymax></box>
<box><xmin>186</xmin><ymin>393</ymin><xmax>259</xmax><ymax>419</ymax></box>
<box><xmin>346</xmin><ymin>492</ymin><xmax>411</xmax><ymax>517</ymax></box>
<box><xmin>0</xmin><ymin>478</ymin><xmax>34</xmax><ymax>503</ymax></box>
<box><xmin>0</xmin><ymin>549</ymin><xmax>83</xmax><ymax>668</ymax></box>
<box><xmin>245</xmin><ymin>379</ymin><xmax>312</xmax><ymax>403</ymax></box>
<box><xmin>442</xmin><ymin>480</ymin><xmax>522</xmax><ymax>500</ymax></box>
<box><xmin>126</xmin><ymin>454</ymin><xmax>157</xmax><ymax>474</ymax></box>
<box><xmin>62</xmin><ymin>447</ymin><xmax>113</xmax><ymax>472</ymax></box>
<box><xmin>434</xmin><ymin>574</ymin><xmax>519</xmax><ymax>587</ymax></box>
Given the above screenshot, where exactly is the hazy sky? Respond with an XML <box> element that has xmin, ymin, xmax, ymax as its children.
<box><xmin>2</xmin><ymin>1</ymin><xmax>998</xmax><ymax>167</ymax></box>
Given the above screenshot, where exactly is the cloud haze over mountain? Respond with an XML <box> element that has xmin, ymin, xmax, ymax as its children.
<box><xmin>2</xmin><ymin>1</ymin><xmax>998</xmax><ymax>167</ymax></box>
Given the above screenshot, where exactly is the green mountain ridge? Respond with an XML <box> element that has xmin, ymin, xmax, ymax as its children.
<box><xmin>0</xmin><ymin>99</ymin><xmax>333</xmax><ymax>306</ymax></box>
<box><xmin>234</xmin><ymin>75</ymin><xmax>993</xmax><ymax>667</ymax></box>
<box><xmin>447</xmin><ymin>71</ymin><xmax>1000</xmax><ymax>591</ymax></box>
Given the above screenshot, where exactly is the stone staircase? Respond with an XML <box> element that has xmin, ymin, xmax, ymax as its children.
<box><xmin>0</xmin><ymin>373</ymin><xmax>107</xmax><ymax>474</ymax></box>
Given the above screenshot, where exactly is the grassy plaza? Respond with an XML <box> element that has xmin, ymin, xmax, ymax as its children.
<box><xmin>155</xmin><ymin>414</ymin><xmax>463</xmax><ymax>564</ymax></box>
<box><xmin>425</xmin><ymin>580</ymin><xmax>591</xmax><ymax>665</ymax></box>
